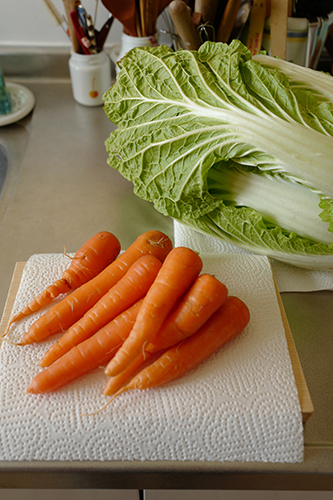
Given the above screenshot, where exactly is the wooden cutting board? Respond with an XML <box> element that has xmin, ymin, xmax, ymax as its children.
<box><xmin>0</xmin><ymin>262</ymin><xmax>314</xmax><ymax>422</ymax></box>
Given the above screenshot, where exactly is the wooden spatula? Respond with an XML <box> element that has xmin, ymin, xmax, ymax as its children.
<box><xmin>101</xmin><ymin>0</ymin><xmax>137</xmax><ymax>36</ymax></box>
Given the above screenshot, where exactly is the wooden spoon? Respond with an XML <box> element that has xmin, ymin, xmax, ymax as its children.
<box><xmin>101</xmin><ymin>0</ymin><xmax>137</xmax><ymax>36</ymax></box>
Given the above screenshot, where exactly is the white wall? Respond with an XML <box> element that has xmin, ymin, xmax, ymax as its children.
<box><xmin>0</xmin><ymin>0</ymin><xmax>121</xmax><ymax>48</ymax></box>
<box><xmin>0</xmin><ymin>0</ymin><xmax>173</xmax><ymax>49</ymax></box>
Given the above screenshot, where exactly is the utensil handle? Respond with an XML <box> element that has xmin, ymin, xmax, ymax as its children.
<box><xmin>168</xmin><ymin>0</ymin><xmax>202</xmax><ymax>50</ymax></box>
<box><xmin>97</xmin><ymin>15</ymin><xmax>114</xmax><ymax>51</ymax></box>
<box><xmin>246</xmin><ymin>0</ymin><xmax>266</xmax><ymax>56</ymax></box>
<box><xmin>269</xmin><ymin>0</ymin><xmax>288</xmax><ymax>59</ymax></box>
<box><xmin>216</xmin><ymin>0</ymin><xmax>241</xmax><ymax>43</ymax></box>
<box><xmin>200</xmin><ymin>0</ymin><xmax>219</xmax><ymax>25</ymax></box>
<box><xmin>62</xmin><ymin>0</ymin><xmax>80</xmax><ymax>52</ymax></box>
<box><xmin>70</xmin><ymin>10</ymin><xmax>91</xmax><ymax>54</ymax></box>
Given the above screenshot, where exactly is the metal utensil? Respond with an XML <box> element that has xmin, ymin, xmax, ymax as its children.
<box><xmin>305</xmin><ymin>17</ymin><xmax>319</xmax><ymax>68</ymax></box>
<box><xmin>310</xmin><ymin>13</ymin><xmax>333</xmax><ymax>69</ymax></box>
<box><xmin>229</xmin><ymin>0</ymin><xmax>251</xmax><ymax>40</ymax></box>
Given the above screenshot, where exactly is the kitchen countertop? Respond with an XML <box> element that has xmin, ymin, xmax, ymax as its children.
<box><xmin>0</xmin><ymin>51</ymin><xmax>332</xmax><ymax>491</ymax></box>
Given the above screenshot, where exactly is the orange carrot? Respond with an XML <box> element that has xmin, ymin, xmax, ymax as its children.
<box><xmin>104</xmin><ymin>273</ymin><xmax>229</xmax><ymax>394</ymax></box>
<box><xmin>104</xmin><ymin>352</ymin><xmax>153</xmax><ymax>396</ymax></box>
<box><xmin>20</xmin><ymin>230</ymin><xmax>172</xmax><ymax>346</ymax></box>
<box><xmin>39</xmin><ymin>254</ymin><xmax>163</xmax><ymax>367</ymax></box>
<box><xmin>104</xmin><ymin>246</ymin><xmax>203</xmax><ymax>378</ymax></box>
<box><xmin>105</xmin><ymin>296</ymin><xmax>250</xmax><ymax>401</ymax></box>
<box><xmin>146</xmin><ymin>273</ymin><xmax>228</xmax><ymax>354</ymax></box>
<box><xmin>4</xmin><ymin>232</ymin><xmax>120</xmax><ymax>334</ymax></box>
<box><xmin>26</xmin><ymin>300</ymin><xmax>143</xmax><ymax>394</ymax></box>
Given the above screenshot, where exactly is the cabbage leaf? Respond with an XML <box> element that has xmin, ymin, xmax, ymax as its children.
<box><xmin>104</xmin><ymin>40</ymin><xmax>333</xmax><ymax>269</ymax></box>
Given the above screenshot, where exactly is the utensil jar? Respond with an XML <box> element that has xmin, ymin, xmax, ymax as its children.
<box><xmin>69</xmin><ymin>50</ymin><xmax>112</xmax><ymax>106</ymax></box>
<box><xmin>115</xmin><ymin>32</ymin><xmax>159</xmax><ymax>73</ymax></box>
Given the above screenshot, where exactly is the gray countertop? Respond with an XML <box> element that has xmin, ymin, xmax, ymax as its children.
<box><xmin>0</xmin><ymin>53</ymin><xmax>332</xmax><ymax>491</ymax></box>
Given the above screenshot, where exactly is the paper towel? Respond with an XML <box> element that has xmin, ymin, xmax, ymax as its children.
<box><xmin>174</xmin><ymin>221</ymin><xmax>333</xmax><ymax>293</ymax></box>
<box><xmin>0</xmin><ymin>252</ymin><xmax>303</xmax><ymax>462</ymax></box>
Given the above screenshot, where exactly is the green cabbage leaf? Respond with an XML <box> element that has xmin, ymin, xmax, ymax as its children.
<box><xmin>104</xmin><ymin>40</ymin><xmax>333</xmax><ymax>269</ymax></box>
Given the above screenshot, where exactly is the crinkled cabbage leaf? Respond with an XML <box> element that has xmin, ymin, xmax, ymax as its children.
<box><xmin>104</xmin><ymin>40</ymin><xmax>333</xmax><ymax>269</ymax></box>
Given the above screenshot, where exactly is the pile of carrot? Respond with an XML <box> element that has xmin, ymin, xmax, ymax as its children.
<box><xmin>4</xmin><ymin>229</ymin><xmax>250</xmax><ymax>405</ymax></box>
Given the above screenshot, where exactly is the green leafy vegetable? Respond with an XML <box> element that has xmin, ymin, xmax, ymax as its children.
<box><xmin>104</xmin><ymin>40</ymin><xmax>333</xmax><ymax>269</ymax></box>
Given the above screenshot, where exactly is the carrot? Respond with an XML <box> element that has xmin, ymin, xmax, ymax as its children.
<box><xmin>104</xmin><ymin>296</ymin><xmax>250</xmax><ymax>402</ymax></box>
<box><xmin>104</xmin><ymin>273</ymin><xmax>229</xmax><ymax>394</ymax></box>
<box><xmin>146</xmin><ymin>273</ymin><xmax>228</xmax><ymax>354</ymax></box>
<box><xmin>104</xmin><ymin>352</ymin><xmax>152</xmax><ymax>396</ymax></box>
<box><xmin>26</xmin><ymin>300</ymin><xmax>143</xmax><ymax>394</ymax></box>
<box><xmin>39</xmin><ymin>254</ymin><xmax>163</xmax><ymax>367</ymax></box>
<box><xmin>104</xmin><ymin>246</ymin><xmax>203</xmax><ymax>378</ymax></box>
<box><xmin>19</xmin><ymin>230</ymin><xmax>172</xmax><ymax>346</ymax></box>
<box><xmin>4</xmin><ymin>231</ymin><xmax>120</xmax><ymax>335</ymax></box>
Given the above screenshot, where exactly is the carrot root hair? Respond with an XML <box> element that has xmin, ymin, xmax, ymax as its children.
<box><xmin>80</xmin><ymin>386</ymin><xmax>130</xmax><ymax>416</ymax></box>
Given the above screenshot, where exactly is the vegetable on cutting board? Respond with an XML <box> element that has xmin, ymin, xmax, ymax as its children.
<box><xmin>104</xmin><ymin>272</ymin><xmax>229</xmax><ymax>395</ymax></box>
<box><xmin>3</xmin><ymin>231</ymin><xmax>121</xmax><ymax>336</ymax></box>
<box><xmin>145</xmin><ymin>272</ymin><xmax>229</xmax><ymax>354</ymax></box>
<box><xmin>27</xmin><ymin>271</ymin><xmax>229</xmax><ymax>394</ymax></box>
<box><xmin>103</xmin><ymin>40</ymin><xmax>333</xmax><ymax>270</ymax></box>
<box><xmin>105</xmin><ymin>246</ymin><xmax>203</xmax><ymax>377</ymax></box>
<box><xmin>19</xmin><ymin>230</ymin><xmax>173</xmax><ymax>345</ymax></box>
<box><xmin>17</xmin><ymin>229</ymin><xmax>249</xmax><ymax>402</ymax></box>
<box><xmin>26</xmin><ymin>300</ymin><xmax>143</xmax><ymax>394</ymax></box>
<box><xmin>27</xmin><ymin>274</ymin><xmax>228</xmax><ymax>395</ymax></box>
<box><xmin>104</xmin><ymin>296</ymin><xmax>250</xmax><ymax>404</ymax></box>
<box><xmin>39</xmin><ymin>254</ymin><xmax>163</xmax><ymax>367</ymax></box>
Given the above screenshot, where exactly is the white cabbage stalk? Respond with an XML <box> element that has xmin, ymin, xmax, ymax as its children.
<box><xmin>208</xmin><ymin>168</ymin><xmax>333</xmax><ymax>244</ymax></box>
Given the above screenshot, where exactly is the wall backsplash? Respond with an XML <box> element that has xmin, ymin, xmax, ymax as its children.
<box><xmin>0</xmin><ymin>0</ymin><xmax>171</xmax><ymax>49</ymax></box>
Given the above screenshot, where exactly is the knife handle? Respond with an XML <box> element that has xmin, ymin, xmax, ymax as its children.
<box><xmin>168</xmin><ymin>0</ymin><xmax>202</xmax><ymax>50</ymax></box>
<box><xmin>97</xmin><ymin>15</ymin><xmax>114</xmax><ymax>51</ymax></box>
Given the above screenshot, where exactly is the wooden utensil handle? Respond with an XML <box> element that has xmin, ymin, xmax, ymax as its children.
<box><xmin>200</xmin><ymin>0</ymin><xmax>219</xmax><ymax>24</ymax></box>
<box><xmin>62</xmin><ymin>0</ymin><xmax>80</xmax><ymax>52</ymax></box>
<box><xmin>168</xmin><ymin>0</ymin><xmax>202</xmax><ymax>50</ymax></box>
<box><xmin>216</xmin><ymin>0</ymin><xmax>241</xmax><ymax>43</ymax></box>
<box><xmin>246</xmin><ymin>0</ymin><xmax>266</xmax><ymax>56</ymax></box>
<box><xmin>270</xmin><ymin>0</ymin><xmax>288</xmax><ymax>59</ymax></box>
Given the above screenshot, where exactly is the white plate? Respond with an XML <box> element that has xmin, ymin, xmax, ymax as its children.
<box><xmin>0</xmin><ymin>83</ymin><xmax>35</xmax><ymax>127</ymax></box>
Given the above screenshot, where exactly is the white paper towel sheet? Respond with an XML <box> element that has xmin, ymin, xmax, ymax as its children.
<box><xmin>174</xmin><ymin>221</ymin><xmax>333</xmax><ymax>293</ymax></box>
<box><xmin>0</xmin><ymin>252</ymin><xmax>304</xmax><ymax>463</ymax></box>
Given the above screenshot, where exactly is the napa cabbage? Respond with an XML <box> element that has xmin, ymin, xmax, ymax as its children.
<box><xmin>104</xmin><ymin>40</ymin><xmax>333</xmax><ymax>269</ymax></box>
